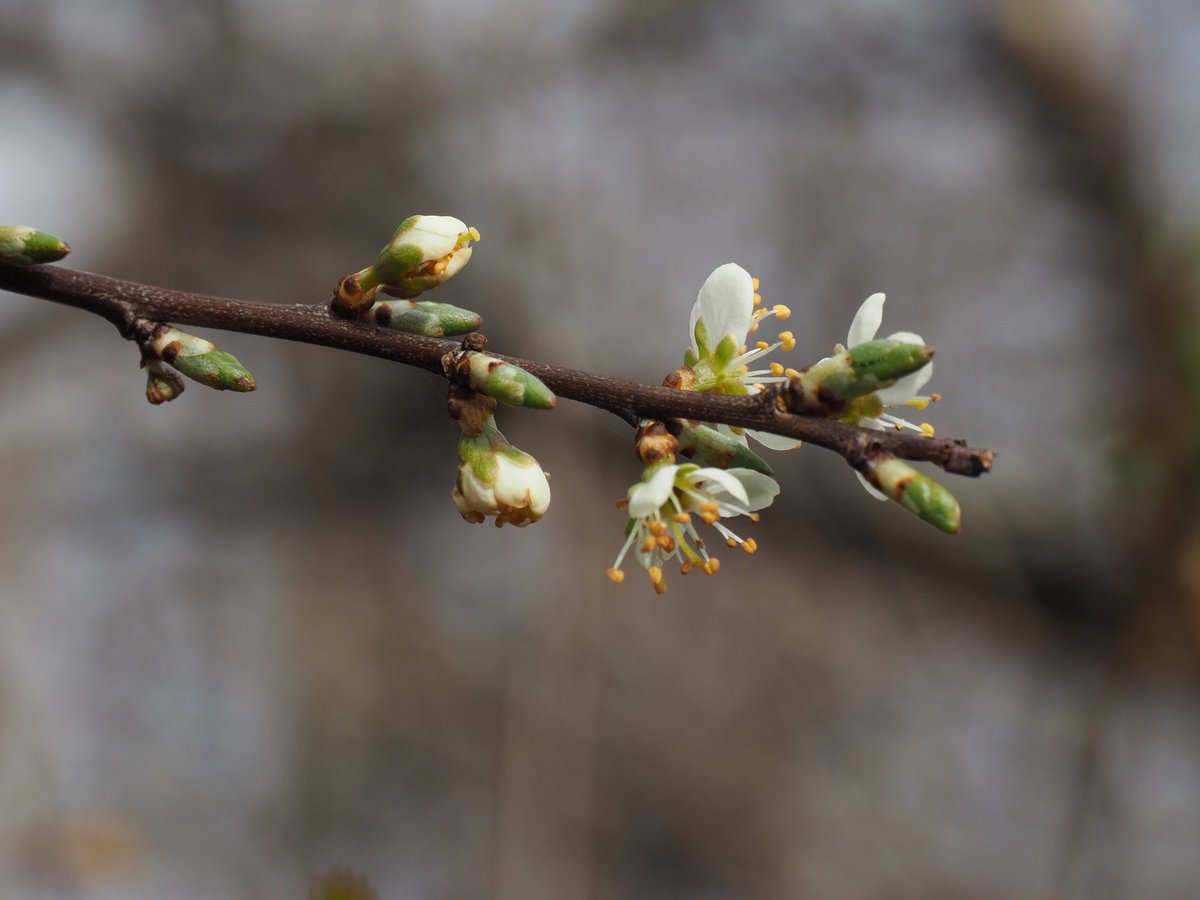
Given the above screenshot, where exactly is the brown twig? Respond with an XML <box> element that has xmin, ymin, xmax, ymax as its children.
<box><xmin>0</xmin><ymin>261</ymin><xmax>995</xmax><ymax>478</ymax></box>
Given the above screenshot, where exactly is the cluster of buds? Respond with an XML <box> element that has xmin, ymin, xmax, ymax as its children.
<box><xmin>332</xmin><ymin>216</ymin><xmax>481</xmax><ymax>336</ymax></box>
<box><xmin>135</xmin><ymin>319</ymin><xmax>256</xmax><ymax>404</ymax></box>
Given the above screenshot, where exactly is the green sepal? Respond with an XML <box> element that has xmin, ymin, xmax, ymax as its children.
<box><xmin>373</xmin><ymin>300</ymin><xmax>482</xmax><ymax>336</ymax></box>
<box><xmin>0</xmin><ymin>226</ymin><xmax>70</xmax><ymax>265</ymax></box>
<box><xmin>692</xmin><ymin>318</ymin><xmax>711</xmax><ymax>359</ymax></box>
<box><xmin>169</xmin><ymin>350</ymin><xmax>257</xmax><ymax>392</ymax></box>
<box><xmin>459</xmin><ymin>432</ymin><xmax>500</xmax><ymax>485</ymax></box>
<box><xmin>874</xmin><ymin>458</ymin><xmax>961</xmax><ymax>534</ymax></box>
<box><xmin>711</xmin><ymin>334</ymin><xmax>739</xmax><ymax>370</ymax></box>
<box><xmin>683</xmin><ymin>347</ymin><xmax>699</xmax><ymax>368</ymax></box>
<box><xmin>371</xmin><ymin>242</ymin><xmax>425</xmax><ymax>284</ymax></box>
<box><xmin>675</xmin><ymin>423</ymin><xmax>773</xmax><ymax>476</ymax></box>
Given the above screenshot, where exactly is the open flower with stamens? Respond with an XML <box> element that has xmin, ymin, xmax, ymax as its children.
<box><xmin>677</xmin><ymin>263</ymin><xmax>800</xmax><ymax>450</ymax></box>
<box><xmin>607</xmin><ymin>462</ymin><xmax>780</xmax><ymax>593</ymax></box>
<box><xmin>837</xmin><ymin>292</ymin><xmax>939</xmax><ymax>499</ymax></box>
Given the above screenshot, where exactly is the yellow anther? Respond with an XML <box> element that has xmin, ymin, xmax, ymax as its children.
<box><xmin>919</xmin><ymin>422</ymin><xmax>936</xmax><ymax>437</ymax></box>
<box><xmin>648</xmin><ymin>566</ymin><xmax>667</xmax><ymax>594</ymax></box>
<box><xmin>906</xmin><ymin>398</ymin><xmax>931</xmax><ymax>410</ymax></box>
<box><xmin>649</xmin><ymin>519</ymin><xmax>668</xmax><ymax>536</ymax></box>
<box><xmin>642</xmin><ymin>539</ymin><xmax>658</xmax><ymax>554</ymax></box>
<box><xmin>749</xmin><ymin>323</ymin><xmax>760</xmax><ymax>334</ymax></box>
<box><xmin>894</xmin><ymin>422</ymin><xmax>904</xmax><ymax>431</ymax></box>
<box><xmin>753</xmin><ymin>384</ymin><xmax>765</xmax><ymax>392</ymax></box>
<box><xmin>779</xmin><ymin>331</ymin><xmax>796</xmax><ymax>351</ymax></box>
<box><xmin>751</xmin><ymin>277</ymin><xmax>760</xmax><ymax>291</ymax></box>
<box><xmin>738</xmin><ymin>364</ymin><xmax>749</xmax><ymax>373</ymax></box>
<box><xmin>467</xmin><ymin>226</ymin><xmax>481</xmax><ymax>242</ymax></box>
<box><xmin>748</xmin><ymin>513</ymin><xmax>761</xmax><ymax>522</ymax></box>
<box><xmin>702</xmin><ymin>558</ymin><xmax>721</xmax><ymax>575</ymax></box>
<box><xmin>657</xmin><ymin>535</ymin><xmax>675</xmax><ymax>551</ymax></box>
<box><xmin>741</xmin><ymin>538</ymin><xmax>758</xmax><ymax>554</ymax></box>
<box><xmin>700</xmin><ymin>512</ymin><xmax>719</xmax><ymax>525</ymax></box>
<box><xmin>725</xmin><ymin>537</ymin><xmax>738</xmax><ymax>548</ymax></box>
<box><xmin>784</xmin><ymin>367</ymin><xmax>800</xmax><ymax>378</ymax></box>
<box><xmin>673</xmin><ymin>512</ymin><xmax>691</xmax><ymax>523</ymax></box>
<box><xmin>699</xmin><ymin>501</ymin><xmax>719</xmax><ymax>513</ymax></box>
<box><xmin>680</xmin><ymin>561</ymin><xmax>693</xmax><ymax>574</ymax></box>
<box><xmin>753</xmin><ymin>293</ymin><xmax>762</xmax><ymax>308</ymax></box>
<box><xmin>606</xmin><ymin>567</ymin><xmax>625</xmax><ymax>584</ymax></box>
<box><xmin>756</xmin><ymin>340</ymin><xmax>770</xmax><ymax>350</ymax></box>
<box><xmin>772</xmin><ymin>304</ymin><xmax>791</xmax><ymax>320</ymax></box>
<box><xmin>930</xmin><ymin>393</ymin><xmax>942</xmax><ymax>402</ymax></box>
<box><xmin>770</xmin><ymin>362</ymin><xmax>785</xmax><ymax>376</ymax></box>
<box><xmin>739</xmin><ymin>344</ymin><xmax>748</xmax><ymax>355</ymax></box>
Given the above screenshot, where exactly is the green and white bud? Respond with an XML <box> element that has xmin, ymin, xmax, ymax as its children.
<box><xmin>453</xmin><ymin>418</ymin><xmax>551</xmax><ymax>527</ymax></box>
<box><xmin>144</xmin><ymin>358</ymin><xmax>186</xmax><ymax>404</ymax></box>
<box><xmin>369</xmin><ymin>298</ymin><xmax>483</xmax><ymax>336</ymax></box>
<box><xmin>674</xmin><ymin>422</ymin><xmax>774</xmax><ymax>476</ymax></box>
<box><xmin>870</xmin><ymin>457</ymin><xmax>961</xmax><ymax>534</ymax></box>
<box><xmin>444</xmin><ymin>350</ymin><xmax>556</xmax><ymax>410</ymax></box>
<box><xmin>144</xmin><ymin>324</ymin><xmax>256</xmax><ymax>392</ymax></box>
<box><xmin>333</xmin><ymin>215</ymin><xmax>478</xmax><ymax>315</ymax></box>
<box><xmin>0</xmin><ymin>226</ymin><xmax>70</xmax><ymax>265</ymax></box>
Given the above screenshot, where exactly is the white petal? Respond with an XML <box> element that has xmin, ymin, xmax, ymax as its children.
<box><xmin>411</xmin><ymin>215</ymin><xmax>468</xmax><ymax>238</ymax></box>
<box><xmin>689</xmin><ymin>263</ymin><xmax>754</xmax><ymax>355</ymax></box>
<box><xmin>847</xmin><ymin>293</ymin><xmax>885</xmax><ymax>347</ymax></box>
<box><xmin>731</xmin><ymin>470</ymin><xmax>781</xmax><ymax>511</ymax></box>
<box><xmin>877</xmin><ymin>361</ymin><xmax>933</xmax><ymax>404</ymax></box>
<box><xmin>746</xmin><ymin>429</ymin><xmax>803</xmax><ymax>451</ymax></box>
<box><xmin>856</xmin><ymin>470</ymin><xmax>889</xmax><ymax>501</ymax></box>
<box><xmin>716</xmin><ymin>424</ymin><xmax>750</xmax><ymax>446</ymax></box>
<box><xmin>493</xmin><ymin>455</ymin><xmax>551</xmax><ymax>515</ymax></box>
<box><xmin>689</xmin><ymin>467</ymin><xmax>750</xmax><ymax>506</ymax></box>
<box><xmin>628</xmin><ymin>465</ymin><xmax>679</xmax><ymax>517</ymax></box>
<box><xmin>886</xmin><ymin>329</ymin><xmax>924</xmax><ymax>346</ymax></box>
<box><xmin>458</xmin><ymin>465</ymin><xmax>497</xmax><ymax>513</ymax></box>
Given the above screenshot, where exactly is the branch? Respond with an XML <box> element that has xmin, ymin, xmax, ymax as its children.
<box><xmin>0</xmin><ymin>261</ymin><xmax>995</xmax><ymax>478</ymax></box>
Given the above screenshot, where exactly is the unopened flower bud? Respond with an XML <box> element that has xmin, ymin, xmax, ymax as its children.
<box><xmin>870</xmin><ymin>457</ymin><xmax>961</xmax><ymax>534</ymax></box>
<box><xmin>453</xmin><ymin>419</ymin><xmax>550</xmax><ymax>527</ymax></box>
<box><xmin>333</xmin><ymin>215</ymin><xmax>478</xmax><ymax>315</ymax></box>
<box><xmin>0</xmin><ymin>225</ymin><xmax>70</xmax><ymax>265</ymax></box>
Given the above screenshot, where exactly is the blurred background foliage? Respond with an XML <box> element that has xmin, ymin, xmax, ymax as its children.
<box><xmin>3</xmin><ymin>0</ymin><xmax>1200</xmax><ymax>897</ymax></box>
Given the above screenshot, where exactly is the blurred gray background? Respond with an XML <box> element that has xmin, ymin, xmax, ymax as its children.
<box><xmin>3</xmin><ymin>0</ymin><xmax>1200</xmax><ymax>897</ymax></box>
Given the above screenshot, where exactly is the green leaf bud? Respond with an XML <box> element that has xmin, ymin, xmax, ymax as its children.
<box><xmin>144</xmin><ymin>358</ymin><xmax>185</xmax><ymax>404</ymax></box>
<box><xmin>444</xmin><ymin>350</ymin><xmax>556</xmax><ymax>409</ymax></box>
<box><xmin>871</xmin><ymin>458</ymin><xmax>961</xmax><ymax>534</ymax></box>
<box><xmin>802</xmin><ymin>340</ymin><xmax>933</xmax><ymax>403</ymax></box>
<box><xmin>674</xmin><ymin>422</ymin><xmax>774</xmax><ymax>476</ymax></box>
<box><xmin>0</xmin><ymin>226</ymin><xmax>70</xmax><ymax>265</ymax></box>
<box><xmin>370</xmin><ymin>299</ymin><xmax>483</xmax><ymax>336</ymax></box>
<box><xmin>146</xmin><ymin>324</ymin><xmax>256</xmax><ymax>392</ymax></box>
